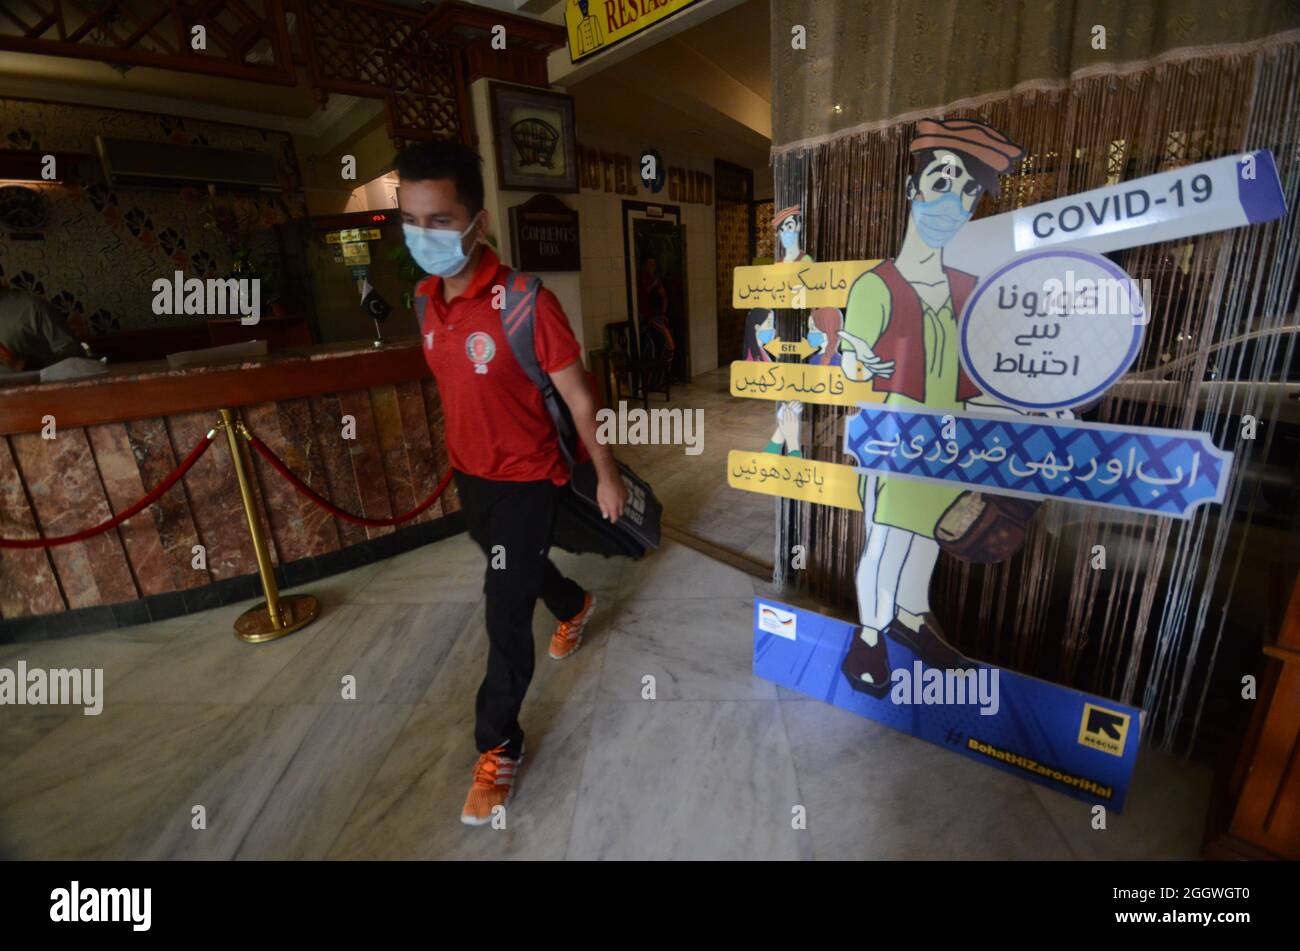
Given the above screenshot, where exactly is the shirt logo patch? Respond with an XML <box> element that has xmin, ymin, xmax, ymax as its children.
<box><xmin>466</xmin><ymin>331</ymin><xmax>495</xmax><ymax>374</ymax></box>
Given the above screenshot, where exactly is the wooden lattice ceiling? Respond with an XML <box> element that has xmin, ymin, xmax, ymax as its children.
<box><xmin>0</xmin><ymin>0</ymin><xmax>297</xmax><ymax>83</ymax></box>
<box><xmin>0</xmin><ymin>0</ymin><xmax>567</xmax><ymax>143</ymax></box>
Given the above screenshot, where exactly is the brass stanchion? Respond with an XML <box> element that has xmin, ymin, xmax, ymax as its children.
<box><xmin>218</xmin><ymin>408</ymin><xmax>319</xmax><ymax>643</ymax></box>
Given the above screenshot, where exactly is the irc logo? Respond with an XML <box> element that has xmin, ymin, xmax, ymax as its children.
<box><xmin>1077</xmin><ymin>702</ymin><xmax>1131</xmax><ymax>757</ymax></box>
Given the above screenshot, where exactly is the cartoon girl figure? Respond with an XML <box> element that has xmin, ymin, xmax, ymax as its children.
<box><xmin>835</xmin><ymin>118</ymin><xmax>1026</xmax><ymax>695</ymax></box>
<box><xmin>743</xmin><ymin>308</ymin><xmax>802</xmax><ymax>456</ymax></box>
<box><xmin>808</xmin><ymin>307</ymin><xmax>842</xmax><ymax>366</ymax></box>
<box><xmin>743</xmin><ymin>307</ymin><xmax>776</xmax><ymax>363</ymax></box>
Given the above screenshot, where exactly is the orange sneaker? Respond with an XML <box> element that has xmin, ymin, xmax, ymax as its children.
<box><xmin>460</xmin><ymin>743</ymin><xmax>523</xmax><ymax>826</ymax></box>
<box><xmin>549</xmin><ymin>592</ymin><xmax>595</xmax><ymax>660</ymax></box>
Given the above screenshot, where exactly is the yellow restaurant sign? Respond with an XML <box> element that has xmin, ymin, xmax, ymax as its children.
<box><xmin>726</xmin><ymin>451</ymin><xmax>863</xmax><ymax>511</ymax></box>
<box><xmin>566</xmin><ymin>0</ymin><xmax>703</xmax><ymax>62</ymax></box>
<box><xmin>732</xmin><ymin>260</ymin><xmax>882</xmax><ymax>310</ymax></box>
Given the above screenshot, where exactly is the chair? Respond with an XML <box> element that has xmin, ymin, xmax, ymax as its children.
<box><xmin>603</xmin><ymin>321</ymin><xmax>650</xmax><ymax>410</ymax></box>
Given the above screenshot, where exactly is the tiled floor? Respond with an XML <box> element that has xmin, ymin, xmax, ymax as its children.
<box><xmin>0</xmin><ymin>534</ymin><xmax>1212</xmax><ymax>860</ymax></box>
<box><xmin>614</xmin><ymin>367</ymin><xmax>776</xmax><ymax>564</ymax></box>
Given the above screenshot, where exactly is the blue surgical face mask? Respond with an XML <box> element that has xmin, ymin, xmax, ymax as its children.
<box><xmin>757</xmin><ymin>327</ymin><xmax>776</xmax><ymax>346</ymax></box>
<box><xmin>910</xmin><ymin>192</ymin><xmax>971</xmax><ymax>249</ymax></box>
<box><xmin>403</xmin><ymin>215</ymin><xmax>480</xmax><ymax>277</ymax></box>
<box><xmin>807</xmin><ymin>330</ymin><xmax>827</xmax><ymax>351</ymax></box>
<box><xmin>780</xmin><ymin>229</ymin><xmax>799</xmax><ymax>250</ymax></box>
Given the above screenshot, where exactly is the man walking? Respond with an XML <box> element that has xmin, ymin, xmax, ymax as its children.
<box><xmin>397</xmin><ymin>140</ymin><xmax>627</xmax><ymax>825</ymax></box>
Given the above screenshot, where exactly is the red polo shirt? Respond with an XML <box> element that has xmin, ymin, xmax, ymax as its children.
<box><xmin>417</xmin><ymin>248</ymin><xmax>581</xmax><ymax>485</ymax></box>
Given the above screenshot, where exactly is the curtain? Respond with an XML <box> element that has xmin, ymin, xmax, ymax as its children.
<box><xmin>772</xmin><ymin>0</ymin><xmax>1300</xmax><ymax>152</ymax></box>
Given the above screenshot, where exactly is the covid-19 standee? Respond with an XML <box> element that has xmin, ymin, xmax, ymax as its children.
<box><xmin>727</xmin><ymin>120</ymin><xmax>1286</xmax><ymax>810</ymax></box>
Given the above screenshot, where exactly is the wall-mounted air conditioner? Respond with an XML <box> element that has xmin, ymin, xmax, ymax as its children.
<box><xmin>95</xmin><ymin>136</ymin><xmax>281</xmax><ymax>191</ymax></box>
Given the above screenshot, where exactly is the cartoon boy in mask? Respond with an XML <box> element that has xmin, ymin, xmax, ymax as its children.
<box><xmin>773</xmin><ymin>205</ymin><xmax>812</xmax><ymax>264</ymax></box>
<box><xmin>836</xmin><ymin>118</ymin><xmax>1025</xmax><ymax>694</ymax></box>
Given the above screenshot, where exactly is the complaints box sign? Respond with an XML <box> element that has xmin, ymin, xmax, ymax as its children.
<box><xmin>509</xmin><ymin>194</ymin><xmax>580</xmax><ymax>272</ymax></box>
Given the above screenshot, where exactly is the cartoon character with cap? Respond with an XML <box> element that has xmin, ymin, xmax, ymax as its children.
<box><xmin>773</xmin><ymin>205</ymin><xmax>812</xmax><ymax>263</ymax></box>
<box><xmin>836</xmin><ymin>117</ymin><xmax>1026</xmax><ymax>695</ymax></box>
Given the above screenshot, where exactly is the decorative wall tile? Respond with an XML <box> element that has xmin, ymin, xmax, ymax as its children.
<box><xmin>0</xmin><ymin>98</ymin><xmax>305</xmax><ymax>337</ymax></box>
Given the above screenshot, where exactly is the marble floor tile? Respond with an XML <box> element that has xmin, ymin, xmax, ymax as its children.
<box><xmin>0</xmin><ymin>709</ymin><xmax>68</xmax><ymax>772</ymax></box>
<box><xmin>235</xmin><ymin>703</ymin><xmax>416</xmax><ymax>859</ymax></box>
<box><xmin>351</xmin><ymin>533</ymin><xmax>486</xmax><ymax>604</ymax></box>
<box><xmin>283</xmin><ymin>560</ymin><xmax>386</xmax><ymax>608</ymax></box>
<box><xmin>547</xmin><ymin>547</ymin><xmax>627</xmax><ymax>596</ymax></box>
<box><xmin>614</xmin><ymin>367</ymin><xmax>776</xmax><ymax>557</ymax></box>
<box><xmin>619</xmin><ymin>540</ymin><xmax>757</xmax><ymax>601</ymax></box>
<box><xmin>0</xmin><ymin>702</ymin><xmax>245</xmax><ymax>858</ymax></box>
<box><xmin>108</xmin><ymin>598</ymin><xmax>317</xmax><ymax>705</ymax></box>
<box><xmin>422</xmin><ymin>596</ymin><xmax>612</xmax><ymax>706</ymax></box>
<box><xmin>253</xmin><ymin>601</ymin><xmax>474</xmax><ymax>705</ymax></box>
<box><xmin>111</xmin><ymin>703</ymin><xmax>322</xmax><ymax>859</ymax></box>
<box><xmin>327</xmin><ymin>701</ymin><xmax>593</xmax><ymax>859</ymax></box>
<box><xmin>778</xmin><ymin>699</ymin><xmax>1075</xmax><ymax>860</ymax></box>
<box><xmin>0</xmin><ymin>617</ymin><xmax>193</xmax><ymax>715</ymax></box>
<box><xmin>741</xmin><ymin>531</ymin><xmax>776</xmax><ymax>566</ymax></box>
<box><xmin>597</xmin><ymin>597</ymin><xmax>775</xmax><ymax>701</ymax></box>
<box><xmin>1027</xmin><ymin>746</ymin><xmax>1214</xmax><ymax>859</ymax></box>
<box><xmin>567</xmin><ymin>699</ymin><xmax>809</xmax><ymax>860</ymax></box>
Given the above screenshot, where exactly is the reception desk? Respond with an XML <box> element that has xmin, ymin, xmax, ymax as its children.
<box><xmin>0</xmin><ymin>341</ymin><xmax>462</xmax><ymax>638</ymax></box>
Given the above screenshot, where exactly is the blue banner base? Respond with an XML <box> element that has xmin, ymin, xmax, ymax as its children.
<box><xmin>753</xmin><ymin>599</ymin><xmax>1143</xmax><ymax>811</ymax></box>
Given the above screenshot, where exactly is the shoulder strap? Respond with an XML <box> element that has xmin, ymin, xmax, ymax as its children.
<box><xmin>500</xmin><ymin>270</ymin><xmax>546</xmax><ymax>390</ymax></box>
<box><xmin>413</xmin><ymin>275</ymin><xmax>438</xmax><ymax>322</ymax></box>
<box><xmin>499</xmin><ymin>269</ymin><xmax>580</xmax><ymax>470</ymax></box>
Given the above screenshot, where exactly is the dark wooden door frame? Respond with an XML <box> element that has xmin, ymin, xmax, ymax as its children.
<box><xmin>621</xmin><ymin>200</ymin><xmax>690</xmax><ymax>384</ymax></box>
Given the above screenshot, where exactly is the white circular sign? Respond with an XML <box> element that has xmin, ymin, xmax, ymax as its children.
<box><xmin>958</xmin><ymin>249</ymin><xmax>1145</xmax><ymax>410</ymax></box>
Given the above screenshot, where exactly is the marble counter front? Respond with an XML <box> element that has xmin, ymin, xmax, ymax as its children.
<box><xmin>0</xmin><ymin>341</ymin><xmax>462</xmax><ymax>636</ymax></box>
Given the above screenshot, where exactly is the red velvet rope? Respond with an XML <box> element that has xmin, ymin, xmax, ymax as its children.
<box><xmin>246</xmin><ymin>433</ymin><xmax>452</xmax><ymax>527</ymax></box>
<box><xmin>0</xmin><ymin>434</ymin><xmax>215</xmax><ymax>549</ymax></box>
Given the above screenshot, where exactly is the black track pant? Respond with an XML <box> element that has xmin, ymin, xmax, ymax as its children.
<box><xmin>453</xmin><ymin>470</ymin><xmax>586</xmax><ymax>759</ymax></box>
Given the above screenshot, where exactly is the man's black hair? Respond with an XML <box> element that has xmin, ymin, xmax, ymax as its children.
<box><xmin>395</xmin><ymin>139</ymin><xmax>485</xmax><ymax>215</ymax></box>
<box><xmin>908</xmin><ymin>147</ymin><xmax>1002</xmax><ymax>199</ymax></box>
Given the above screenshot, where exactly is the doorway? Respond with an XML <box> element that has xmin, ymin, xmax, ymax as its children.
<box><xmin>622</xmin><ymin>201</ymin><xmax>690</xmax><ymax>387</ymax></box>
<box><xmin>714</xmin><ymin>159</ymin><xmax>755</xmax><ymax>365</ymax></box>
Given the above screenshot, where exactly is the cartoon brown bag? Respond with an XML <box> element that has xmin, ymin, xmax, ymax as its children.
<box><xmin>935</xmin><ymin>491</ymin><xmax>1040</xmax><ymax>564</ymax></box>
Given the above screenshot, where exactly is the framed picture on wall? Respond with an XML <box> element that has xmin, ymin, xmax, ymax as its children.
<box><xmin>489</xmin><ymin>82</ymin><xmax>579</xmax><ymax>194</ymax></box>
